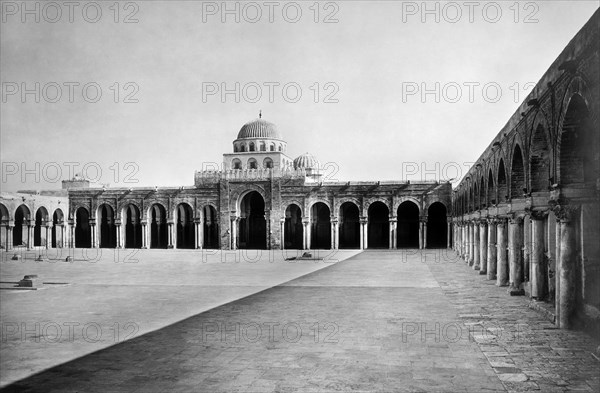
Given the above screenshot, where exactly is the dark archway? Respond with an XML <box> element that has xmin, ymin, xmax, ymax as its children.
<box><xmin>339</xmin><ymin>202</ymin><xmax>360</xmax><ymax>249</ymax></box>
<box><xmin>75</xmin><ymin>207</ymin><xmax>91</xmax><ymax>248</ymax></box>
<box><xmin>311</xmin><ymin>202</ymin><xmax>331</xmax><ymax>249</ymax></box>
<box><xmin>203</xmin><ymin>205</ymin><xmax>219</xmax><ymax>249</ymax></box>
<box><xmin>176</xmin><ymin>203</ymin><xmax>195</xmax><ymax>249</ymax></box>
<box><xmin>284</xmin><ymin>204</ymin><xmax>303</xmax><ymax>249</ymax></box>
<box><xmin>510</xmin><ymin>144</ymin><xmax>526</xmax><ymax>199</ymax></box>
<box><xmin>487</xmin><ymin>169</ymin><xmax>495</xmax><ymax>205</ymax></box>
<box><xmin>560</xmin><ymin>94</ymin><xmax>596</xmax><ymax>185</ymax></box>
<box><xmin>479</xmin><ymin>176</ymin><xmax>486</xmax><ymax>209</ymax></box>
<box><xmin>368</xmin><ymin>202</ymin><xmax>389</xmax><ymax>249</ymax></box>
<box><xmin>52</xmin><ymin>209</ymin><xmax>64</xmax><ymax>248</ymax></box>
<box><xmin>150</xmin><ymin>204</ymin><xmax>168</xmax><ymax>249</ymax></box>
<box><xmin>427</xmin><ymin>202</ymin><xmax>447</xmax><ymax>248</ymax></box>
<box><xmin>124</xmin><ymin>205</ymin><xmax>142</xmax><ymax>248</ymax></box>
<box><xmin>497</xmin><ymin>159</ymin><xmax>508</xmax><ymax>203</ymax></box>
<box><xmin>239</xmin><ymin>191</ymin><xmax>266</xmax><ymax>249</ymax></box>
<box><xmin>34</xmin><ymin>207</ymin><xmax>49</xmax><ymax>247</ymax></box>
<box><xmin>13</xmin><ymin>204</ymin><xmax>30</xmax><ymax>247</ymax></box>
<box><xmin>530</xmin><ymin>124</ymin><xmax>550</xmax><ymax>192</ymax></box>
<box><xmin>98</xmin><ymin>204</ymin><xmax>117</xmax><ymax>248</ymax></box>
<box><xmin>397</xmin><ymin>201</ymin><xmax>419</xmax><ymax>248</ymax></box>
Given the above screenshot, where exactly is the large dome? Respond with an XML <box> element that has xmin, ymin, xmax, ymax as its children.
<box><xmin>237</xmin><ymin>118</ymin><xmax>282</xmax><ymax>140</ymax></box>
<box><xmin>293</xmin><ymin>153</ymin><xmax>318</xmax><ymax>170</ymax></box>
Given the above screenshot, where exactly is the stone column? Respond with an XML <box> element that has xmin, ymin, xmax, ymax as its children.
<box><xmin>44</xmin><ymin>224</ymin><xmax>50</xmax><ymax>249</ymax></box>
<box><xmin>447</xmin><ymin>220</ymin><xmax>452</xmax><ymax>249</ymax></box>
<box><xmin>167</xmin><ymin>222</ymin><xmax>174</xmax><ymax>249</ymax></box>
<box><xmin>508</xmin><ymin>216</ymin><xmax>524</xmax><ymax>295</ymax></box>
<box><xmin>479</xmin><ymin>221</ymin><xmax>487</xmax><ymax>275</ymax></box>
<box><xmin>280</xmin><ymin>218</ymin><xmax>286</xmax><ymax>250</ymax></box>
<box><xmin>423</xmin><ymin>220</ymin><xmax>427</xmax><ymax>249</ymax></box>
<box><xmin>530</xmin><ymin>211</ymin><xmax>547</xmax><ymax>300</ymax></box>
<box><xmin>556</xmin><ymin>206</ymin><xmax>577</xmax><ymax>329</ymax></box>
<box><xmin>473</xmin><ymin>222</ymin><xmax>480</xmax><ymax>270</ymax></box>
<box><xmin>231</xmin><ymin>216</ymin><xmax>238</xmax><ymax>250</ymax></box>
<box><xmin>58</xmin><ymin>224</ymin><xmax>65</xmax><ymax>248</ymax></box>
<box><xmin>359</xmin><ymin>219</ymin><xmax>365</xmax><ymax>250</ymax></box>
<box><xmin>302</xmin><ymin>220</ymin><xmax>309</xmax><ymax>250</ymax></box>
<box><xmin>362</xmin><ymin>218</ymin><xmax>368</xmax><ymax>249</ymax></box>
<box><xmin>69</xmin><ymin>220</ymin><xmax>75</xmax><ymax>248</ymax></box>
<box><xmin>27</xmin><ymin>220</ymin><xmax>34</xmax><ymax>250</ymax></box>
<box><xmin>334</xmin><ymin>220</ymin><xmax>340</xmax><ymax>250</ymax></box>
<box><xmin>468</xmin><ymin>222</ymin><xmax>475</xmax><ymax>266</ymax></box>
<box><xmin>90</xmin><ymin>220</ymin><xmax>97</xmax><ymax>248</ymax></box>
<box><xmin>7</xmin><ymin>225</ymin><xmax>14</xmax><ymax>251</ymax></box>
<box><xmin>486</xmin><ymin>219</ymin><xmax>497</xmax><ymax>280</ymax></box>
<box><xmin>496</xmin><ymin>219</ymin><xmax>508</xmax><ymax>286</ymax></box>
<box><xmin>194</xmin><ymin>218</ymin><xmax>201</xmax><ymax>249</ymax></box>
<box><xmin>418</xmin><ymin>220</ymin><xmax>424</xmax><ymax>250</ymax></box>
<box><xmin>390</xmin><ymin>217</ymin><xmax>398</xmax><ymax>250</ymax></box>
<box><xmin>141</xmin><ymin>221</ymin><xmax>148</xmax><ymax>249</ymax></box>
<box><xmin>198</xmin><ymin>217</ymin><xmax>204</xmax><ymax>250</ymax></box>
<box><xmin>115</xmin><ymin>220</ymin><xmax>122</xmax><ymax>248</ymax></box>
<box><xmin>330</xmin><ymin>219</ymin><xmax>338</xmax><ymax>250</ymax></box>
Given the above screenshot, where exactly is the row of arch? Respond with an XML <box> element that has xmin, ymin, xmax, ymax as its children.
<box><xmin>72</xmin><ymin>203</ymin><xmax>219</xmax><ymax>249</ymax></box>
<box><xmin>232</xmin><ymin>157</ymin><xmax>276</xmax><ymax>170</ymax></box>
<box><xmin>233</xmin><ymin>141</ymin><xmax>285</xmax><ymax>153</ymax></box>
<box><xmin>0</xmin><ymin>204</ymin><xmax>65</xmax><ymax>248</ymax></box>
<box><xmin>237</xmin><ymin>191</ymin><xmax>448</xmax><ymax>250</ymax></box>
<box><xmin>454</xmin><ymin>93</ymin><xmax>596</xmax><ymax>215</ymax></box>
<box><xmin>0</xmin><ymin>202</ymin><xmax>219</xmax><ymax>250</ymax></box>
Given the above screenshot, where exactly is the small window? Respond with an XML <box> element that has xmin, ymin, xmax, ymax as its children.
<box><xmin>270</xmin><ymin>144</ymin><xmax>275</xmax><ymax>152</ymax></box>
<box><xmin>248</xmin><ymin>158</ymin><xmax>258</xmax><ymax>169</ymax></box>
<box><xmin>249</xmin><ymin>142</ymin><xmax>255</xmax><ymax>152</ymax></box>
<box><xmin>278</xmin><ymin>145</ymin><xmax>283</xmax><ymax>152</ymax></box>
<box><xmin>232</xmin><ymin>159</ymin><xmax>242</xmax><ymax>170</ymax></box>
<box><xmin>260</xmin><ymin>142</ymin><xmax>266</xmax><ymax>151</ymax></box>
<box><xmin>240</xmin><ymin>145</ymin><xmax>246</xmax><ymax>152</ymax></box>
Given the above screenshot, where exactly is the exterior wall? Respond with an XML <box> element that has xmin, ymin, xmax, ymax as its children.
<box><xmin>452</xmin><ymin>10</ymin><xmax>600</xmax><ymax>338</ymax></box>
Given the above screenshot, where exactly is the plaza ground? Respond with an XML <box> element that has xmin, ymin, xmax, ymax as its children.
<box><xmin>1</xmin><ymin>249</ymin><xmax>598</xmax><ymax>392</ymax></box>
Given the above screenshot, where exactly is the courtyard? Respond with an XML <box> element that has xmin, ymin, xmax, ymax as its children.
<box><xmin>1</xmin><ymin>249</ymin><xmax>598</xmax><ymax>392</ymax></box>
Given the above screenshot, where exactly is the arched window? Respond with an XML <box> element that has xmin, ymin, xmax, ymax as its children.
<box><xmin>248</xmin><ymin>158</ymin><xmax>258</xmax><ymax>169</ymax></box>
<box><xmin>233</xmin><ymin>144</ymin><xmax>239</xmax><ymax>152</ymax></box>
<box><xmin>278</xmin><ymin>145</ymin><xmax>283</xmax><ymax>152</ymax></box>
<box><xmin>232</xmin><ymin>159</ymin><xmax>242</xmax><ymax>170</ymax></box>
<box><xmin>263</xmin><ymin>157</ymin><xmax>273</xmax><ymax>169</ymax></box>
<box><xmin>240</xmin><ymin>144</ymin><xmax>246</xmax><ymax>152</ymax></box>
<box><xmin>249</xmin><ymin>142</ymin><xmax>255</xmax><ymax>152</ymax></box>
<box><xmin>270</xmin><ymin>144</ymin><xmax>275</xmax><ymax>152</ymax></box>
<box><xmin>260</xmin><ymin>142</ymin><xmax>266</xmax><ymax>151</ymax></box>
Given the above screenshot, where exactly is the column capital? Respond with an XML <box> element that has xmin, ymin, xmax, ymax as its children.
<box><xmin>552</xmin><ymin>204</ymin><xmax>578</xmax><ymax>223</ymax></box>
<box><xmin>528</xmin><ymin>209</ymin><xmax>549</xmax><ymax>220</ymax></box>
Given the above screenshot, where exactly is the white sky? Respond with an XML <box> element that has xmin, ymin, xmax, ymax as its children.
<box><xmin>1</xmin><ymin>0</ymin><xmax>598</xmax><ymax>191</ymax></box>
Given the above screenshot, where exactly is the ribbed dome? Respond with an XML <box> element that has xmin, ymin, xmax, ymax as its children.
<box><xmin>237</xmin><ymin>118</ymin><xmax>282</xmax><ymax>140</ymax></box>
<box><xmin>294</xmin><ymin>153</ymin><xmax>318</xmax><ymax>170</ymax></box>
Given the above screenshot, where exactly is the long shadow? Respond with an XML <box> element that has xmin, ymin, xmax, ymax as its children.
<box><xmin>1</xmin><ymin>253</ymin><xmax>363</xmax><ymax>393</ymax></box>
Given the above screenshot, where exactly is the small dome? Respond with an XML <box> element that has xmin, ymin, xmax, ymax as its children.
<box><xmin>294</xmin><ymin>153</ymin><xmax>318</xmax><ymax>170</ymax></box>
<box><xmin>237</xmin><ymin>118</ymin><xmax>282</xmax><ymax>140</ymax></box>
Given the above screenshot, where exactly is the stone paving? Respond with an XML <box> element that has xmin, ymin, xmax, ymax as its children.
<box><xmin>1</xmin><ymin>249</ymin><xmax>598</xmax><ymax>392</ymax></box>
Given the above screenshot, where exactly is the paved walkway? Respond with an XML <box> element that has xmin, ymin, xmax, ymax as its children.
<box><xmin>1</xmin><ymin>250</ymin><xmax>599</xmax><ymax>392</ymax></box>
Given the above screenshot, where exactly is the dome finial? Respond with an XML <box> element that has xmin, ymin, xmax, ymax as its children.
<box><xmin>259</xmin><ymin>110</ymin><xmax>262</xmax><ymax>119</ymax></box>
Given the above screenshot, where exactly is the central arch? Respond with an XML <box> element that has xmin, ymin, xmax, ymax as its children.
<box><xmin>176</xmin><ymin>203</ymin><xmax>195</xmax><ymax>249</ymax></box>
<box><xmin>397</xmin><ymin>201</ymin><xmax>419</xmax><ymax>248</ymax></box>
<box><xmin>239</xmin><ymin>191</ymin><xmax>266</xmax><ymax>249</ymax></box>
<box><xmin>310</xmin><ymin>202</ymin><xmax>331</xmax><ymax>249</ymax></box>
<box><xmin>284</xmin><ymin>204</ymin><xmax>303</xmax><ymax>249</ymax></box>
<box><xmin>339</xmin><ymin>202</ymin><xmax>360</xmax><ymax>249</ymax></box>
<box><xmin>427</xmin><ymin>202</ymin><xmax>447</xmax><ymax>248</ymax></box>
<box><xmin>368</xmin><ymin>202</ymin><xmax>389</xmax><ymax>249</ymax></box>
